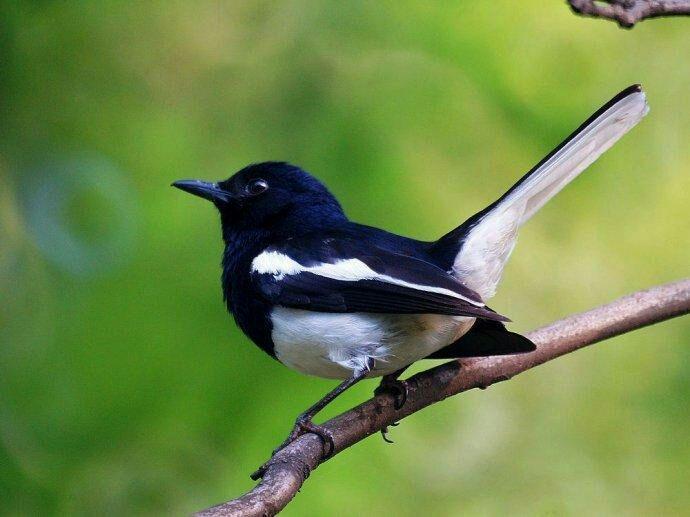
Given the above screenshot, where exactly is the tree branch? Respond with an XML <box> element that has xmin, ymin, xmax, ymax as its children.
<box><xmin>568</xmin><ymin>0</ymin><xmax>690</xmax><ymax>27</ymax></box>
<box><xmin>197</xmin><ymin>278</ymin><xmax>690</xmax><ymax>516</ymax></box>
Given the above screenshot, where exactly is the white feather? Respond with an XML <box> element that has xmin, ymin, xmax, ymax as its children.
<box><xmin>452</xmin><ymin>89</ymin><xmax>649</xmax><ymax>300</ymax></box>
<box><xmin>271</xmin><ymin>307</ymin><xmax>474</xmax><ymax>379</ymax></box>
<box><xmin>250</xmin><ymin>250</ymin><xmax>304</xmax><ymax>280</ymax></box>
<box><xmin>252</xmin><ymin>250</ymin><xmax>483</xmax><ymax>305</ymax></box>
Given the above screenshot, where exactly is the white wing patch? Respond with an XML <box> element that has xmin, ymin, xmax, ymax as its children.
<box><xmin>452</xmin><ymin>89</ymin><xmax>649</xmax><ymax>300</ymax></box>
<box><xmin>251</xmin><ymin>250</ymin><xmax>484</xmax><ymax>306</ymax></box>
<box><xmin>250</xmin><ymin>250</ymin><xmax>303</xmax><ymax>280</ymax></box>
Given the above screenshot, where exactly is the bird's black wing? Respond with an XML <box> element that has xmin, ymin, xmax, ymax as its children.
<box><xmin>251</xmin><ymin>237</ymin><xmax>508</xmax><ymax>321</ymax></box>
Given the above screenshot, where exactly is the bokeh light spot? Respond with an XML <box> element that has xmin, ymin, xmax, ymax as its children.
<box><xmin>21</xmin><ymin>155</ymin><xmax>140</xmax><ymax>277</ymax></box>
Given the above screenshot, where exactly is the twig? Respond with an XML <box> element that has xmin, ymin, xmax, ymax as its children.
<box><xmin>196</xmin><ymin>278</ymin><xmax>690</xmax><ymax>516</ymax></box>
<box><xmin>568</xmin><ymin>0</ymin><xmax>690</xmax><ymax>27</ymax></box>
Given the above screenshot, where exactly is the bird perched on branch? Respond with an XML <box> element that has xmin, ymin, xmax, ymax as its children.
<box><xmin>173</xmin><ymin>85</ymin><xmax>648</xmax><ymax>459</ymax></box>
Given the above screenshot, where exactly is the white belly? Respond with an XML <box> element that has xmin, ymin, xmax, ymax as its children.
<box><xmin>271</xmin><ymin>307</ymin><xmax>474</xmax><ymax>379</ymax></box>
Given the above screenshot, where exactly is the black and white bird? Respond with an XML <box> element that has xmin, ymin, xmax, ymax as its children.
<box><xmin>173</xmin><ymin>85</ymin><xmax>648</xmax><ymax>456</ymax></box>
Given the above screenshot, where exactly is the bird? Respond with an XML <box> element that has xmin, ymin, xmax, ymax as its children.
<box><xmin>173</xmin><ymin>84</ymin><xmax>648</xmax><ymax>459</ymax></box>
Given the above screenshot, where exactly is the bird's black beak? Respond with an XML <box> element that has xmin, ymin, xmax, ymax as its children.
<box><xmin>171</xmin><ymin>180</ymin><xmax>232</xmax><ymax>204</ymax></box>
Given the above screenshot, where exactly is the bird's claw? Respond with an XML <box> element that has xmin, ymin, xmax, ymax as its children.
<box><xmin>380</xmin><ymin>421</ymin><xmax>399</xmax><ymax>443</ymax></box>
<box><xmin>375</xmin><ymin>376</ymin><xmax>407</xmax><ymax>443</ymax></box>
<box><xmin>274</xmin><ymin>416</ymin><xmax>336</xmax><ymax>458</ymax></box>
<box><xmin>252</xmin><ymin>416</ymin><xmax>335</xmax><ymax>479</ymax></box>
<box><xmin>375</xmin><ymin>378</ymin><xmax>409</xmax><ymax>410</ymax></box>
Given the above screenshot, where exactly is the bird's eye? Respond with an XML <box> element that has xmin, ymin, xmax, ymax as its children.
<box><xmin>246</xmin><ymin>179</ymin><xmax>268</xmax><ymax>196</ymax></box>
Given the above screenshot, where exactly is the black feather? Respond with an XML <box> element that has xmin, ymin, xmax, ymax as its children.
<box><xmin>252</xmin><ymin>236</ymin><xmax>511</xmax><ymax>321</ymax></box>
<box><xmin>427</xmin><ymin>318</ymin><xmax>536</xmax><ymax>358</ymax></box>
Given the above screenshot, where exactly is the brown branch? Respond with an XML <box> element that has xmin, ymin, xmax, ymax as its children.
<box><xmin>197</xmin><ymin>279</ymin><xmax>690</xmax><ymax>516</ymax></box>
<box><xmin>568</xmin><ymin>0</ymin><xmax>690</xmax><ymax>27</ymax></box>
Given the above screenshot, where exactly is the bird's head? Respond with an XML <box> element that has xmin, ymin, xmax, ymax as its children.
<box><xmin>173</xmin><ymin>162</ymin><xmax>346</xmax><ymax>240</ymax></box>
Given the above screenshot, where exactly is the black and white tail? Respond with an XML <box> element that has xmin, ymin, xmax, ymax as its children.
<box><xmin>444</xmin><ymin>85</ymin><xmax>649</xmax><ymax>300</ymax></box>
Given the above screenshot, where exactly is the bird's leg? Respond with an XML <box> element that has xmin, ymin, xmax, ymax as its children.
<box><xmin>251</xmin><ymin>365</ymin><xmax>371</xmax><ymax>479</ymax></box>
<box><xmin>374</xmin><ymin>366</ymin><xmax>410</xmax><ymax>410</ymax></box>
<box><xmin>273</xmin><ymin>363</ymin><xmax>372</xmax><ymax>459</ymax></box>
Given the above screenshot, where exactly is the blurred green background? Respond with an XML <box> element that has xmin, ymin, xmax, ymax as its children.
<box><xmin>1</xmin><ymin>1</ymin><xmax>689</xmax><ymax>515</ymax></box>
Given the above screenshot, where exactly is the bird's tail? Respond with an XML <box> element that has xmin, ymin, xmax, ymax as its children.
<box><xmin>426</xmin><ymin>318</ymin><xmax>535</xmax><ymax>359</ymax></box>
<box><xmin>435</xmin><ymin>85</ymin><xmax>649</xmax><ymax>300</ymax></box>
<box><xmin>487</xmin><ymin>84</ymin><xmax>649</xmax><ymax>228</ymax></box>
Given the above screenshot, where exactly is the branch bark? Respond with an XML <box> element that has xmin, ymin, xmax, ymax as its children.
<box><xmin>197</xmin><ymin>278</ymin><xmax>690</xmax><ymax>516</ymax></box>
<box><xmin>568</xmin><ymin>0</ymin><xmax>690</xmax><ymax>27</ymax></box>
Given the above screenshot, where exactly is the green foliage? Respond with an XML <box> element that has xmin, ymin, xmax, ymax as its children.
<box><xmin>1</xmin><ymin>1</ymin><xmax>689</xmax><ymax>514</ymax></box>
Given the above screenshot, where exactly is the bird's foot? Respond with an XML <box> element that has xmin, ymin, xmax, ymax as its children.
<box><xmin>273</xmin><ymin>415</ymin><xmax>336</xmax><ymax>458</ymax></box>
<box><xmin>374</xmin><ymin>377</ymin><xmax>409</xmax><ymax>410</ymax></box>
<box><xmin>251</xmin><ymin>415</ymin><xmax>335</xmax><ymax>480</ymax></box>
